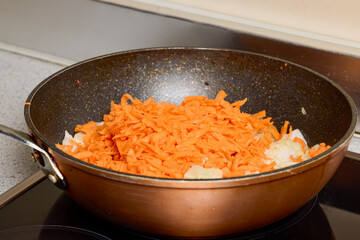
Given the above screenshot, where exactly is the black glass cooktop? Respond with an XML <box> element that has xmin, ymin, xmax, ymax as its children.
<box><xmin>0</xmin><ymin>156</ymin><xmax>359</xmax><ymax>240</ymax></box>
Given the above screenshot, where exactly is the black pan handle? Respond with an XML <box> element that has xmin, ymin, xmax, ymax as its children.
<box><xmin>0</xmin><ymin>124</ymin><xmax>67</xmax><ymax>189</ymax></box>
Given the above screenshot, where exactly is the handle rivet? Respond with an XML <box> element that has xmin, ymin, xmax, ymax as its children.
<box><xmin>48</xmin><ymin>174</ymin><xmax>58</xmax><ymax>184</ymax></box>
<box><xmin>31</xmin><ymin>153</ymin><xmax>37</xmax><ymax>163</ymax></box>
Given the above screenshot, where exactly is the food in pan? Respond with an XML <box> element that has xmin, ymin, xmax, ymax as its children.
<box><xmin>57</xmin><ymin>90</ymin><xmax>330</xmax><ymax>179</ymax></box>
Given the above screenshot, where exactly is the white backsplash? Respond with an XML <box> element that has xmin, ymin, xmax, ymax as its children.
<box><xmin>103</xmin><ymin>0</ymin><xmax>360</xmax><ymax>56</ymax></box>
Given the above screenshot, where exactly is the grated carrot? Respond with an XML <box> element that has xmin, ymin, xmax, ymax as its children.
<box><xmin>308</xmin><ymin>143</ymin><xmax>331</xmax><ymax>158</ymax></box>
<box><xmin>57</xmin><ymin>90</ymin><xmax>330</xmax><ymax>178</ymax></box>
<box><xmin>293</xmin><ymin>137</ymin><xmax>306</xmax><ymax>148</ymax></box>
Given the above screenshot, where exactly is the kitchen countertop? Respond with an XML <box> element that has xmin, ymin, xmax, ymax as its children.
<box><xmin>0</xmin><ymin>0</ymin><xmax>359</xmax><ymax>195</ymax></box>
<box><xmin>0</xmin><ymin>49</ymin><xmax>63</xmax><ymax>194</ymax></box>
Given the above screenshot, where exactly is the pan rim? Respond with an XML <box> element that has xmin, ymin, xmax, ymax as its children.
<box><xmin>24</xmin><ymin>46</ymin><xmax>358</xmax><ymax>185</ymax></box>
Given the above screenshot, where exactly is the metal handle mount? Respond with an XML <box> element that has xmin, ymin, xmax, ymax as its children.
<box><xmin>0</xmin><ymin>124</ymin><xmax>67</xmax><ymax>189</ymax></box>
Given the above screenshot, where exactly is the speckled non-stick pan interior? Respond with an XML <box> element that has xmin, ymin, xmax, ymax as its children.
<box><xmin>26</xmin><ymin>48</ymin><xmax>353</xmax><ymax>149</ymax></box>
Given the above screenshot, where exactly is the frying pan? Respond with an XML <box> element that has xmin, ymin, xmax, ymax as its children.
<box><xmin>0</xmin><ymin>47</ymin><xmax>357</xmax><ymax>238</ymax></box>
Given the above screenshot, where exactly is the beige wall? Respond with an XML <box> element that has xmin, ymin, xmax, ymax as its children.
<box><xmin>167</xmin><ymin>0</ymin><xmax>360</xmax><ymax>43</ymax></box>
<box><xmin>102</xmin><ymin>0</ymin><xmax>360</xmax><ymax>56</ymax></box>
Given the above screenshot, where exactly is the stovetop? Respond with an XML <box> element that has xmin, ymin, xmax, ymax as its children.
<box><xmin>0</xmin><ymin>156</ymin><xmax>359</xmax><ymax>240</ymax></box>
<box><xmin>0</xmin><ymin>1</ymin><xmax>359</xmax><ymax>239</ymax></box>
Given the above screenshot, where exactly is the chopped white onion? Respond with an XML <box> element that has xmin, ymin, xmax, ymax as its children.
<box><xmin>184</xmin><ymin>165</ymin><xmax>223</xmax><ymax>179</ymax></box>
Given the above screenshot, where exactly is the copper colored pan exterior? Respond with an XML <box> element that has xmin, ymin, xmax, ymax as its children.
<box><xmin>24</xmin><ymin>48</ymin><xmax>357</xmax><ymax>238</ymax></box>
